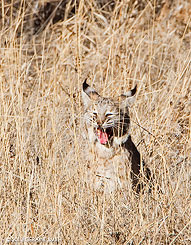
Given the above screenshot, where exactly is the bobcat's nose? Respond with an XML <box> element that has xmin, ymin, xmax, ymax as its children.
<box><xmin>97</xmin><ymin>120</ymin><xmax>102</xmax><ymax>127</ymax></box>
<box><xmin>97</xmin><ymin>117</ymin><xmax>105</xmax><ymax>127</ymax></box>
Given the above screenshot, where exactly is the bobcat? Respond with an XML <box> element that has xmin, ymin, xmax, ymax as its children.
<box><xmin>82</xmin><ymin>80</ymin><xmax>151</xmax><ymax>193</ymax></box>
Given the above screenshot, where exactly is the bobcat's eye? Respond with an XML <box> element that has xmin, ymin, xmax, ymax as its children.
<box><xmin>105</xmin><ymin>112</ymin><xmax>113</xmax><ymax>117</ymax></box>
<box><xmin>92</xmin><ymin>112</ymin><xmax>97</xmax><ymax>117</ymax></box>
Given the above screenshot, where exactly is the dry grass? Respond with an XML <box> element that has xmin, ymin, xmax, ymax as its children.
<box><xmin>0</xmin><ymin>0</ymin><xmax>191</xmax><ymax>244</ymax></box>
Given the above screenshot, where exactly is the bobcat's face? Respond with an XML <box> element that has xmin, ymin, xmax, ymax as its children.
<box><xmin>82</xmin><ymin>80</ymin><xmax>136</xmax><ymax>147</ymax></box>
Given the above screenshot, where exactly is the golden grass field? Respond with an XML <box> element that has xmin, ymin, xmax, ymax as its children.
<box><xmin>0</xmin><ymin>0</ymin><xmax>191</xmax><ymax>244</ymax></box>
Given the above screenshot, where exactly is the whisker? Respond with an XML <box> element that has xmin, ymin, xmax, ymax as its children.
<box><xmin>113</xmin><ymin>118</ymin><xmax>129</xmax><ymax>123</ymax></box>
<box><xmin>114</xmin><ymin>122</ymin><xmax>130</xmax><ymax>126</ymax></box>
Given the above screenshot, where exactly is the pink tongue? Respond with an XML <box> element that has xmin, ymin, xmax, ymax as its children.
<box><xmin>97</xmin><ymin>129</ymin><xmax>108</xmax><ymax>144</ymax></box>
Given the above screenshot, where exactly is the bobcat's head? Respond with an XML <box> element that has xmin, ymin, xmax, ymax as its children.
<box><xmin>82</xmin><ymin>80</ymin><xmax>136</xmax><ymax>147</ymax></box>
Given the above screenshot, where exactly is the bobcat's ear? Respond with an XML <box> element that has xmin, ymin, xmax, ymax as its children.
<box><xmin>119</xmin><ymin>85</ymin><xmax>137</xmax><ymax>108</ymax></box>
<box><xmin>82</xmin><ymin>79</ymin><xmax>100</xmax><ymax>108</ymax></box>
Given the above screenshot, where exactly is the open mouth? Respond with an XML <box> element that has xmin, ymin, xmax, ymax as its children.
<box><xmin>97</xmin><ymin>127</ymin><xmax>113</xmax><ymax>145</ymax></box>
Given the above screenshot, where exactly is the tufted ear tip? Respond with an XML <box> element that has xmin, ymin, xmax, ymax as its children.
<box><xmin>82</xmin><ymin>79</ymin><xmax>99</xmax><ymax>97</ymax></box>
<box><xmin>119</xmin><ymin>85</ymin><xmax>137</xmax><ymax>108</ymax></box>
<box><xmin>83</xmin><ymin>78</ymin><xmax>89</xmax><ymax>91</ymax></box>
<box><xmin>125</xmin><ymin>84</ymin><xmax>137</xmax><ymax>97</ymax></box>
<box><xmin>81</xmin><ymin>80</ymin><xmax>100</xmax><ymax>108</ymax></box>
<box><xmin>131</xmin><ymin>85</ymin><xmax>137</xmax><ymax>96</ymax></box>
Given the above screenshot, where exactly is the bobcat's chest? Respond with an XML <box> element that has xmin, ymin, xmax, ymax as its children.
<box><xmin>86</xmin><ymin>145</ymin><xmax>131</xmax><ymax>193</ymax></box>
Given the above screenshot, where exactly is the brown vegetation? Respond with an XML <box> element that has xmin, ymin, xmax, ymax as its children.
<box><xmin>0</xmin><ymin>0</ymin><xmax>190</xmax><ymax>244</ymax></box>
